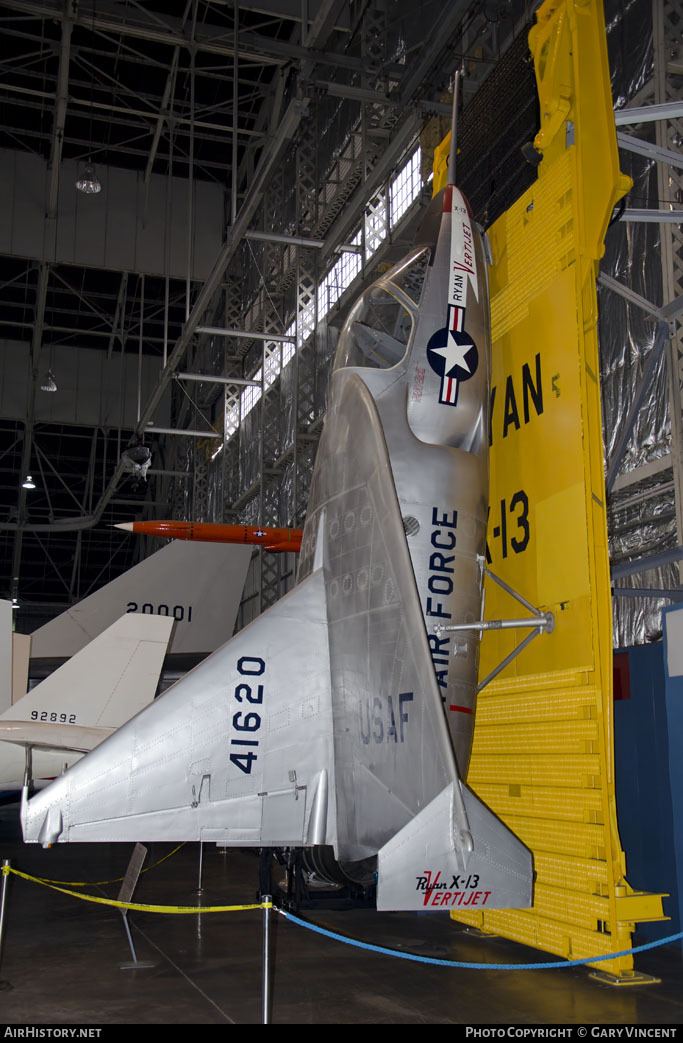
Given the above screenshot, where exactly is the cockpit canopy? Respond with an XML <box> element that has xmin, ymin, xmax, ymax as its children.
<box><xmin>333</xmin><ymin>247</ymin><xmax>431</xmax><ymax>372</ymax></box>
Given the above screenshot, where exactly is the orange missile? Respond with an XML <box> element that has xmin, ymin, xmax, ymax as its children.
<box><xmin>115</xmin><ymin>520</ymin><xmax>302</xmax><ymax>553</ymax></box>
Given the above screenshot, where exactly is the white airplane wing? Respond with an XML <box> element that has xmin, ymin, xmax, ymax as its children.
<box><xmin>0</xmin><ymin>722</ymin><xmax>115</xmax><ymax>754</ymax></box>
<box><xmin>22</xmin><ymin>376</ymin><xmax>532</xmax><ymax>911</ymax></box>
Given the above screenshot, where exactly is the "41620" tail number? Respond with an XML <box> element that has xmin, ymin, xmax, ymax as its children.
<box><xmin>229</xmin><ymin>656</ymin><xmax>265</xmax><ymax>775</ymax></box>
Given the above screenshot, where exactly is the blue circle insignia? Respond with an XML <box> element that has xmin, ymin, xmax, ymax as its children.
<box><xmin>426</xmin><ymin>328</ymin><xmax>479</xmax><ymax>383</ymax></box>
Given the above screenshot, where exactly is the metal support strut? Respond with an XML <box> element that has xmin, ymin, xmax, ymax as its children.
<box><xmin>19</xmin><ymin>746</ymin><xmax>32</xmax><ymax>840</ymax></box>
<box><xmin>434</xmin><ymin>564</ymin><xmax>555</xmax><ymax>693</ymax></box>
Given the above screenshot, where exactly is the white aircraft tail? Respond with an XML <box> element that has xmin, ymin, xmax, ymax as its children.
<box><xmin>29</xmin><ymin>540</ymin><xmax>251</xmax><ymax>659</ymax></box>
<box><xmin>1</xmin><ymin>601</ymin><xmax>34</xmax><ymax>708</ymax></box>
<box><xmin>0</xmin><ymin>613</ymin><xmax>173</xmax><ymax>786</ymax></box>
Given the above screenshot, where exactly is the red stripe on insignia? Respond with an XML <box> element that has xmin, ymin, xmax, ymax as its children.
<box><xmin>449</xmin><ymin>305</ymin><xmax>465</xmax><ymax>333</ymax></box>
<box><xmin>449</xmin><ymin>705</ymin><xmax>473</xmax><ymax>714</ymax></box>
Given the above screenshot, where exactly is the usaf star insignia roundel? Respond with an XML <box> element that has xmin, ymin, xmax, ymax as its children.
<box><xmin>426</xmin><ymin>326</ymin><xmax>479</xmax><ymax>407</ymax></box>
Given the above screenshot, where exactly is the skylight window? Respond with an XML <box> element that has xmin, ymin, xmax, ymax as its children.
<box><xmin>390</xmin><ymin>148</ymin><xmax>422</xmax><ymax>226</ymax></box>
<box><xmin>318</xmin><ymin>232</ymin><xmax>362</xmax><ymax>316</ymax></box>
<box><xmin>241</xmin><ymin>375</ymin><xmax>262</xmax><ymax>418</ymax></box>
<box><xmin>234</xmin><ymin>149</ymin><xmax>422</xmax><ymax>430</ymax></box>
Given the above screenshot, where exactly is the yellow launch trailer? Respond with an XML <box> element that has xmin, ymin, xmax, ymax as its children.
<box><xmin>434</xmin><ymin>0</ymin><xmax>667</xmax><ymax>981</ymax></box>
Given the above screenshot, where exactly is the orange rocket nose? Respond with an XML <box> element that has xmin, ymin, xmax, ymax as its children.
<box><xmin>117</xmin><ymin>519</ymin><xmax>303</xmax><ymax>552</ymax></box>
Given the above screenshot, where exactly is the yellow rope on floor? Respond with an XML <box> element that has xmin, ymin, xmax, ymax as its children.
<box><xmin>3</xmin><ymin>865</ymin><xmax>269</xmax><ymax>914</ymax></box>
<box><xmin>6</xmin><ymin>842</ymin><xmax>187</xmax><ymax>888</ymax></box>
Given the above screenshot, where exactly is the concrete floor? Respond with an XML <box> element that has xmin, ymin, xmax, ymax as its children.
<box><xmin>0</xmin><ymin>803</ymin><xmax>682</xmax><ymax>1026</ymax></box>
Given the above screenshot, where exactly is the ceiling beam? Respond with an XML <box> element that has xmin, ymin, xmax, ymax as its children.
<box><xmin>46</xmin><ymin>0</ymin><xmax>74</xmax><ymax>219</ymax></box>
<box><xmin>2</xmin><ymin>0</ymin><xmax>395</xmax><ymax>75</ymax></box>
<box><xmin>9</xmin><ymin>5</ymin><xmax>75</xmax><ymax>588</ymax></box>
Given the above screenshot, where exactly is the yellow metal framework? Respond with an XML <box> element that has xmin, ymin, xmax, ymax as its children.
<box><xmin>435</xmin><ymin>0</ymin><xmax>665</xmax><ymax>980</ymax></box>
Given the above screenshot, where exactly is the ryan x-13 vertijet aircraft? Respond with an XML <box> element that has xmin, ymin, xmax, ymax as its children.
<box><xmin>21</xmin><ymin>94</ymin><xmax>533</xmax><ymax>912</ymax></box>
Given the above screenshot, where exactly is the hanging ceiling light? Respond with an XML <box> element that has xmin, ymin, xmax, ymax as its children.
<box><xmin>22</xmin><ymin>475</ymin><xmax>36</xmax><ymax>489</ymax></box>
<box><xmin>121</xmin><ymin>444</ymin><xmax>152</xmax><ymax>491</ymax></box>
<box><xmin>40</xmin><ymin>369</ymin><xmax>58</xmax><ymax>392</ymax></box>
<box><xmin>76</xmin><ymin>161</ymin><xmax>102</xmax><ymax>194</ymax></box>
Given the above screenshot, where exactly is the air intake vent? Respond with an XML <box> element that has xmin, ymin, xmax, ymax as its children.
<box><xmin>403</xmin><ymin>516</ymin><xmax>420</xmax><ymax>537</ymax></box>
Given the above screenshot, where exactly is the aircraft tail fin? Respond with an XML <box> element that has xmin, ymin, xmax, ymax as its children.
<box><xmin>1</xmin><ymin>613</ymin><xmax>174</xmax><ymax>732</ymax></box>
<box><xmin>378</xmin><ymin>781</ymin><xmax>532</xmax><ymax>910</ymax></box>
<box><xmin>1</xmin><ymin>600</ymin><xmax>32</xmax><ymax>708</ymax></box>
<box><xmin>22</xmin><ymin>567</ymin><xmax>334</xmax><ymax>844</ymax></box>
<box><xmin>29</xmin><ymin>540</ymin><xmax>251</xmax><ymax>659</ymax></box>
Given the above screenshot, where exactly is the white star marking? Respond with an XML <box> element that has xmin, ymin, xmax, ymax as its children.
<box><xmin>431</xmin><ymin>335</ymin><xmax>474</xmax><ymax>378</ymax></box>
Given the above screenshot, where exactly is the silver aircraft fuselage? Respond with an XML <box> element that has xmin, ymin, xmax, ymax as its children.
<box><xmin>325</xmin><ymin>184</ymin><xmax>490</xmax><ymax>777</ymax></box>
<box><xmin>21</xmin><ymin>172</ymin><xmax>532</xmax><ymax>916</ymax></box>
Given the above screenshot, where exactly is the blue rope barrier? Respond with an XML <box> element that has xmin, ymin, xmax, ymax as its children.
<box><xmin>277</xmin><ymin>910</ymin><xmax>683</xmax><ymax>970</ymax></box>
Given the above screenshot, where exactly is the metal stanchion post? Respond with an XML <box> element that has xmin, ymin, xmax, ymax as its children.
<box><xmin>118</xmin><ymin>844</ymin><xmax>155</xmax><ymax>970</ymax></box>
<box><xmin>262</xmin><ymin>894</ymin><xmax>271</xmax><ymax>1025</ymax></box>
<box><xmin>196</xmin><ymin>840</ymin><xmax>204</xmax><ymax>896</ymax></box>
<box><xmin>0</xmin><ymin>859</ymin><xmax>12</xmax><ymax>990</ymax></box>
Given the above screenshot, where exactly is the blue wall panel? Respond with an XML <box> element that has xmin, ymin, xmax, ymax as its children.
<box><xmin>613</xmin><ymin>641</ymin><xmax>679</xmax><ymax>942</ymax></box>
<box><xmin>662</xmin><ymin>605</ymin><xmax>683</xmax><ymax>950</ymax></box>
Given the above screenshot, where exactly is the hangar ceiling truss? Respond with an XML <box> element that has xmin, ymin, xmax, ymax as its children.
<box><xmin>0</xmin><ymin>0</ymin><xmax>529</xmax><ymax>623</ymax></box>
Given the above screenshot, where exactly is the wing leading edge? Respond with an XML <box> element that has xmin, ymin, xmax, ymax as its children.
<box><xmin>23</xmin><ymin>375</ymin><xmax>532</xmax><ymax>910</ymax></box>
